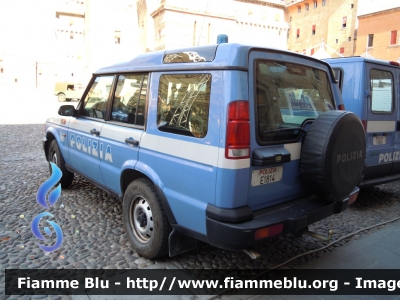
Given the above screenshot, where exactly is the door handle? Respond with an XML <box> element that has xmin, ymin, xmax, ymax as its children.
<box><xmin>90</xmin><ymin>129</ymin><xmax>100</xmax><ymax>136</ymax></box>
<box><xmin>125</xmin><ymin>137</ymin><xmax>139</xmax><ymax>146</ymax></box>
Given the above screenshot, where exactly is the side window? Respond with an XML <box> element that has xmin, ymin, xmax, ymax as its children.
<box><xmin>82</xmin><ymin>76</ymin><xmax>114</xmax><ymax>119</ymax></box>
<box><xmin>370</xmin><ymin>69</ymin><xmax>394</xmax><ymax>114</ymax></box>
<box><xmin>157</xmin><ymin>73</ymin><xmax>211</xmax><ymax>138</ymax></box>
<box><xmin>111</xmin><ymin>74</ymin><xmax>148</xmax><ymax>126</ymax></box>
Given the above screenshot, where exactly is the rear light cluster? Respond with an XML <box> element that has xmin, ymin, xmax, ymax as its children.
<box><xmin>254</xmin><ymin>223</ymin><xmax>284</xmax><ymax>240</ymax></box>
<box><xmin>361</xmin><ymin>120</ymin><xmax>367</xmax><ymax>132</ymax></box>
<box><xmin>225</xmin><ymin>101</ymin><xmax>250</xmax><ymax>159</ymax></box>
<box><xmin>348</xmin><ymin>190</ymin><xmax>359</xmax><ymax>206</ymax></box>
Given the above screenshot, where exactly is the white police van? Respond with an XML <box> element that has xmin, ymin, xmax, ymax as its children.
<box><xmin>325</xmin><ymin>57</ymin><xmax>400</xmax><ymax>187</ymax></box>
<box><xmin>44</xmin><ymin>41</ymin><xmax>366</xmax><ymax>258</ymax></box>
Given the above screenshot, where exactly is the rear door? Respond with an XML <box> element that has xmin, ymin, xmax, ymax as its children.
<box><xmin>364</xmin><ymin>64</ymin><xmax>397</xmax><ymax>180</ymax></box>
<box><xmin>99</xmin><ymin>74</ymin><xmax>148</xmax><ymax>194</ymax></box>
<box><xmin>247</xmin><ymin>51</ymin><xmax>337</xmax><ymax>210</ymax></box>
<box><xmin>139</xmin><ymin>71</ymin><xmax>217</xmax><ymax>235</ymax></box>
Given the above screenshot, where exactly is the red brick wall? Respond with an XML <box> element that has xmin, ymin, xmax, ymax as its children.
<box><xmin>287</xmin><ymin>0</ymin><xmax>357</xmax><ymax>57</ymax></box>
<box><xmin>355</xmin><ymin>8</ymin><xmax>400</xmax><ymax>61</ymax></box>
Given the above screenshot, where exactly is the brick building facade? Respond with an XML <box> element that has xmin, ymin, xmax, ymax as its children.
<box><xmin>355</xmin><ymin>2</ymin><xmax>400</xmax><ymax>61</ymax></box>
<box><xmin>287</xmin><ymin>0</ymin><xmax>358</xmax><ymax>57</ymax></box>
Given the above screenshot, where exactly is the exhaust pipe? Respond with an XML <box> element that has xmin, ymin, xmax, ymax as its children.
<box><xmin>302</xmin><ymin>228</ymin><xmax>335</xmax><ymax>241</ymax></box>
<box><xmin>243</xmin><ymin>248</ymin><xmax>261</xmax><ymax>259</ymax></box>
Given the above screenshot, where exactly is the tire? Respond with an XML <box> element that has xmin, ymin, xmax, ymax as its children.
<box><xmin>123</xmin><ymin>178</ymin><xmax>171</xmax><ymax>259</ymax></box>
<box><xmin>66</xmin><ymin>98</ymin><xmax>72</xmax><ymax>102</ymax></box>
<box><xmin>300</xmin><ymin>111</ymin><xmax>366</xmax><ymax>202</ymax></box>
<box><xmin>58</xmin><ymin>93</ymin><xmax>66</xmax><ymax>102</ymax></box>
<box><xmin>48</xmin><ymin>140</ymin><xmax>74</xmax><ymax>188</ymax></box>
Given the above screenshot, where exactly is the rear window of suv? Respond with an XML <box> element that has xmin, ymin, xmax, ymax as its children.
<box><xmin>255</xmin><ymin>60</ymin><xmax>335</xmax><ymax>144</ymax></box>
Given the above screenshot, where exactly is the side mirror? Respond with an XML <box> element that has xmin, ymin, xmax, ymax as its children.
<box><xmin>58</xmin><ymin>105</ymin><xmax>76</xmax><ymax>117</ymax></box>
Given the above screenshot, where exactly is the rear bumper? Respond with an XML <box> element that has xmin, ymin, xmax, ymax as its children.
<box><xmin>206</xmin><ymin>188</ymin><xmax>358</xmax><ymax>251</ymax></box>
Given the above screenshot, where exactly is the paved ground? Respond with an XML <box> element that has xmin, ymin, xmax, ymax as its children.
<box><xmin>72</xmin><ymin>219</ymin><xmax>400</xmax><ymax>300</ymax></box>
<box><xmin>1</xmin><ymin>102</ymin><xmax>400</xmax><ymax>299</ymax></box>
<box><xmin>222</xmin><ymin>219</ymin><xmax>400</xmax><ymax>300</ymax></box>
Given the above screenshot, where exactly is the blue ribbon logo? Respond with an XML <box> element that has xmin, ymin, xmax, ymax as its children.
<box><xmin>31</xmin><ymin>162</ymin><xmax>64</xmax><ymax>252</ymax></box>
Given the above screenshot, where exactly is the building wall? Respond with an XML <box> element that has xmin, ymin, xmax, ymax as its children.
<box><xmin>0</xmin><ymin>0</ymin><xmax>58</xmax><ymax>92</ymax></box>
<box><xmin>232</xmin><ymin>0</ymin><xmax>289</xmax><ymax>48</ymax></box>
<box><xmin>137</xmin><ymin>0</ymin><xmax>160</xmax><ymax>52</ymax></box>
<box><xmin>84</xmin><ymin>0</ymin><xmax>138</xmax><ymax>80</ymax></box>
<box><xmin>151</xmin><ymin>0</ymin><xmax>235</xmax><ymax>50</ymax></box>
<box><xmin>152</xmin><ymin>3</ymin><xmax>236</xmax><ymax>50</ymax></box>
<box><xmin>287</xmin><ymin>0</ymin><xmax>357</xmax><ymax>57</ymax></box>
<box><xmin>55</xmin><ymin>1</ymin><xmax>85</xmax><ymax>83</ymax></box>
<box><xmin>150</xmin><ymin>0</ymin><xmax>289</xmax><ymax>51</ymax></box>
<box><xmin>355</xmin><ymin>8</ymin><xmax>400</xmax><ymax>61</ymax></box>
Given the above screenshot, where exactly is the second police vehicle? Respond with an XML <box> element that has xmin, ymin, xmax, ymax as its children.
<box><xmin>326</xmin><ymin>57</ymin><xmax>400</xmax><ymax>187</ymax></box>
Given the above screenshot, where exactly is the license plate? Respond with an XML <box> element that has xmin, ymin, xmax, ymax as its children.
<box><xmin>373</xmin><ymin>136</ymin><xmax>386</xmax><ymax>145</ymax></box>
<box><xmin>251</xmin><ymin>166</ymin><xmax>283</xmax><ymax>187</ymax></box>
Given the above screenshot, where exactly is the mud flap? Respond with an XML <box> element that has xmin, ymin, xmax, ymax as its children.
<box><xmin>168</xmin><ymin>228</ymin><xmax>198</xmax><ymax>257</ymax></box>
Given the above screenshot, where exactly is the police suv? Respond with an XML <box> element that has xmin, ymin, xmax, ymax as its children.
<box><xmin>43</xmin><ymin>42</ymin><xmax>366</xmax><ymax>259</ymax></box>
<box><xmin>326</xmin><ymin>57</ymin><xmax>400</xmax><ymax>187</ymax></box>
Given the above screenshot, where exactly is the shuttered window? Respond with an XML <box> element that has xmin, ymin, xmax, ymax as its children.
<box><xmin>390</xmin><ymin>30</ymin><xmax>397</xmax><ymax>45</ymax></box>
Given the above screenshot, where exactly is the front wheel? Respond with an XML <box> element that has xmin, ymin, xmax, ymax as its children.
<box><xmin>58</xmin><ymin>93</ymin><xmax>66</xmax><ymax>102</ymax></box>
<box><xmin>123</xmin><ymin>178</ymin><xmax>170</xmax><ymax>259</ymax></box>
<box><xmin>48</xmin><ymin>140</ymin><xmax>74</xmax><ymax>188</ymax></box>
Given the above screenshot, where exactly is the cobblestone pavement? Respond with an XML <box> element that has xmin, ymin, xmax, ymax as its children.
<box><xmin>2</xmin><ymin>124</ymin><xmax>400</xmax><ymax>299</ymax></box>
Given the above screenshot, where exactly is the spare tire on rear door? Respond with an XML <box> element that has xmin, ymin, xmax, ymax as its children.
<box><xmin>300</xmin><ymin>111</ymin><xmax>366</xmax><ymax>202</ymax></box>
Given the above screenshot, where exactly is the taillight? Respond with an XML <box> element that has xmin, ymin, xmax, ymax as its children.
<box><xmin>338</xmin><ymin>104</ymin><xmax>345</xmax><ymax>110</ymax></box>
<box><xmin>348</xmin><ymin>191</ymin><xmax>359</xmax><ymax>206</ymax></box>
<box><xmin>225</xmin><ymin>101</ymin><xmax>250</xmax><ymax>159</ymax></box>
<box><xmin>361</xmin><ymin>120</ymin><xmax>367</xmax><ymax>132</ymax></box>
<box><xmin>254</xmin><ymin>223</ymin><xmax>284</xmax><ymax>240</ymax></box>
<box><xmin>389</xmin><ymin>61</ymin><xmax>400</xmax><ymax>66</ymax></box>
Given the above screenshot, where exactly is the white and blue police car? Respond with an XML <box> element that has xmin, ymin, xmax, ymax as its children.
<box><xmin>43</xmin><ymin>40</ymin><xmax>366</xmax><ymax>259</ymax></box>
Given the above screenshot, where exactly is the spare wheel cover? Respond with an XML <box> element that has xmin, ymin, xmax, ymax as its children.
<box><xmin>300</xmin><ymin>110</ymin><xmax>366</xmax><ymax>202</ymax></box>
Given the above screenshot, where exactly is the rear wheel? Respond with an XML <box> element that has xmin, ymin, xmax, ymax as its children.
<box><xmin>58</xmin><ymin>93</ymin><xmax>66</xmax><ymax>102</ymax></box>
<box><xmin>123</xmin><ymin>178</ymin><xmax>170</xmax><ymax>259</ymax></box>
<box><xmin>48</xmin><ymin>140</ymin><xmax>74</xmax><ymax>188</ymax></box>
